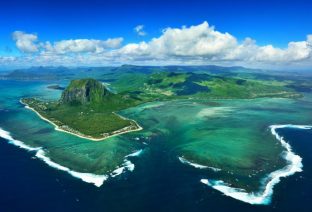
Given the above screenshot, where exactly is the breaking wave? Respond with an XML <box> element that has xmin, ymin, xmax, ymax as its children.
<box><xmin>0</xmin><ymin>128</ymin><xmax>143</xmax><ymax>187</ymax></box>
<box><xmin>178</xmin><ymin>156</ymin><xmax>221</xmax><ymax>171</ymax></box>
<box><xmin>201</xmin><ymin>124</ymin><xmax>310</xmax><ymax>205</ymax></box>
<box><xmin>110</xmin><ymin>149</ymin><xmax>143</xmax><ymax>177</ymax></box>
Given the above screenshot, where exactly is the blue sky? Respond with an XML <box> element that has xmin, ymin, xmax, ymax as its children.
<box><xmin>1</xmin><ymin>0</ymin><xmax>312</xmax><ymax>69</ymax></box>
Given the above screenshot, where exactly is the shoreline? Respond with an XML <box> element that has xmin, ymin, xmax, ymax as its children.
<box><xmin>20</xmin><ymin>99</ymin><xmax>143</xmax><ymax>141</ymax></box>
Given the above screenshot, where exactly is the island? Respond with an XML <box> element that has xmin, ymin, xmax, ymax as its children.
<box><xmin>47</xmin><ymin>84</ymin><xmax>65</xmax><ymax>90</ymax></box>
<box><xmin>21</xmin><ymin>71</ymin><xmax>300</xmax><ymax>141</ymax></box>
<box><xmin>21</xmin><ymin>79</ymin><xmax>142</xmax><ymax>140</ymax></box>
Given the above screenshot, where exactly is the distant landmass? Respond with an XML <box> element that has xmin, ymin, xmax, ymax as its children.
<box><xmin>3</xmin><ymin>65</ymin><xmax>311</xmax><ymax>94</ymax></box>
<box><xmin>47</xmin><ymin>85</ymin><xmax>65</xmax><ymax>90</ymax></box>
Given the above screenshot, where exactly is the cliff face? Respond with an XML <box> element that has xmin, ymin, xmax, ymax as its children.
<box><xmin>60</xmin><ymin>79</ymin><xmax>111</xmax><ymax>105</ymax></box>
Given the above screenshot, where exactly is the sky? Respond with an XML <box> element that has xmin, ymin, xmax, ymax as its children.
<box><xmin>0</xmin><ymin>0</ymin><xmax>312</xmax><ymax>69</ymax></box>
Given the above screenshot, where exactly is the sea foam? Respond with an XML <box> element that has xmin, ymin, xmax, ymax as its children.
<box><xmin>110</xmin><ymin>149</ymin><xmax>143</xmax><ymax>177</ymax></box>
<box><xmin>0</xmin><ymin>128</ymin><xmax>41</xmax><ymax>151</ymax></box>
<box><xmin>0</xmin><ymin>127</ymin><xmax>145</xmax><ymax>187</ymax></box>
<box><xmin>126</xmin><ymin>149</ymin><xmax>143</xmax><ymax>157</ymax></box>
<box><xmin>201</xmin><ymin>124</ymin><xmax>310</xmax><ymax>205</ymax></box>
<box><xmin>178</xmin><ymin>156</ymin><xmax>221</xmax><ymax>171</ymax></box>
<box><xmin>35</xmin><ymin>149</ymin><xmax>108</xmax><ymax>187</ymax></box>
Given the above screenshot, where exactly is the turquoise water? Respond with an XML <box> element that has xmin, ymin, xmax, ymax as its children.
<box><xmin>0</xmin><ymin>80</ymin><xmax>145</xmax><ymax>185</ymax></box>
<box><xmin>0</xmin><ymin>80</ymin><xmax>312</xmax><ymax>207</ymax></box>
<box><xmin>120</xmin><ymin>97</ymin><xmax>312</xmax><ymax>204</ymax></box>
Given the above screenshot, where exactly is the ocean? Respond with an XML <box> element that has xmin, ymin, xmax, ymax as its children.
<box><xmin>0</xmin><ymin>80</ymin><xmax>312</xmax><ymax>211</ymax></box>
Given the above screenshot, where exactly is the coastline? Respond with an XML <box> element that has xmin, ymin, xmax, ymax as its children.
<box><xmin>20</xmin><ymin>99</ymin><xmax>143</xmax><ymax>141</ymax></box>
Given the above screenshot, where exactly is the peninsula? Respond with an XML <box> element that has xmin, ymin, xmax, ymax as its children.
<box><xmin>21</xmin><ymin>78</ymin><xmax>142</xmax><ymax>140</ymax></box>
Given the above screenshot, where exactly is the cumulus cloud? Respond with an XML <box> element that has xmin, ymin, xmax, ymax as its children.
<box><xmin>12</xmin><ymin>31</ymin><xmax>39</xmax><ymax>53</ymax></box>
<box><xmin>6</xmin><ymin>22</ymin><xmax>312</xmax><ymax>68</ymax></box>
<box><xmin>122</xmin><ymin>22</ymin><xmax>237</xmax><ymax>59</ymax></box>
<box><xmin>134</xmin><ymin>25</ymin><xmax>147</xmax><ymax>36</ymax></box>
<box><xmin>43</xmin><ymin>37</ymin><xmax>123</xmax><ymax>54</ymax></box>
<box><xmin>12</xmin><ymin>30</ymin><xmax>123</xmax><ymax>54</ymax></box>
<box><xmin>119</xmin><ymin>22</ymin><xmax>312</xmax><ymax>65</ymax></box>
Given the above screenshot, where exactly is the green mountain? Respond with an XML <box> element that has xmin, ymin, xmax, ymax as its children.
<box><xmin>60</xmin><ymin>78</ymin><xmax>111</xmax><ymax>105</ymax></box>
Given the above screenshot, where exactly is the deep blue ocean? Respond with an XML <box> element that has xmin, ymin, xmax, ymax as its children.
<box><xmin>0</xmin><ymin>127</ymin><xmax>311</xmax><ymax>212</ymax></box>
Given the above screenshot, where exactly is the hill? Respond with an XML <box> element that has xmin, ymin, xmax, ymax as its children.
<box><xmin>60</xmin><ymin>78</ymin><xmax>111</xmax><ymax>105</ymax></box>
<box><xmin>111</xmin><ymin>71</ymin><xmax>301</xmax><ymax>99</ymax></box>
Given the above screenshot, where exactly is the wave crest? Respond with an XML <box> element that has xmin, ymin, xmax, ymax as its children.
<box><xmin>201</xmin><ymin>124</ymin><xmax>310</xmax><ymax>205</ymax></box>
<box><xmin>0</xmin><ymin>128</ymin><xmax>143</xmax><ymax>187</ymax></box>
<box><xmin>178</xmin><ymin>156</ymin><xmax>221</xmax><ymax>171</ymax></box>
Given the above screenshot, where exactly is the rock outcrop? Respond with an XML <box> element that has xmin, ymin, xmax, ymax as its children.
<box><xmin>60</xmin><ymin>79</ymin><xmax>111</xmax><ymax>105</ymax></box>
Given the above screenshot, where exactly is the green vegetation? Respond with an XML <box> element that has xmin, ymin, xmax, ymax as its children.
<box><xmin>61</xmin><ymin>78</ymin><xmax>111</xmax><ymax>105</ymax></box>
<box><xmin>111</xmin><ymin>71</ymin><xmax>301</xmax><ymax>100</ymax></box>
<box><xmin>22</xmin><ymin>79</ymin><xmax>142</xmax><ymax>140</ymax></box>
<box><xmin>194</xmin><ymin>77</ymin><xmax>299</xmax><ymax>98</ymax></box>
<box><xmin>21</xmin><ymin>69</ymin><xmax>302</xmax><ymax>140</ymax></box>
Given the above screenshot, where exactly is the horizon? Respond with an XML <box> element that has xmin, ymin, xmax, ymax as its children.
<box><xmin>0</xmin><ymin>64</ymin><xmax>310</xmax><ymax>74</ymax></box>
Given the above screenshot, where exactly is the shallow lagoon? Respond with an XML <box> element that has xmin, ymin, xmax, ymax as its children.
<box><xmin>121</xmin><ymin>96</ymin><xmax>312</xmax><ymax>204</ymax></box>
<box><xmin>0</xmin><ymin>80</ymin><xmax>312</xmax><ymax>206</ymax></box>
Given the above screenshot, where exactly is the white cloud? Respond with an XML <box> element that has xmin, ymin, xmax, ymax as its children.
<box><xmin>115</xmin><ymin>22</ymin><xmax>312</xmax><ymax>69</ymax></box>
<box><xmin>120</xmin><ymin>22</ymin><xmax>312</xmax><ymax>65</ymax></box>
<box><xmin>12</xmin><ymin>31</ymin><xmax>123</xmax><ymax>54</ymax></box>
<box><xmin>12</xmin><ymin>31</ymin><xmax>39</xmax><ymax>53</ymax></box>
<box><xmin>43</xmin><ymin>38</ymin><xmax>123</xmax><ymax>54</ymax></box>
<box><xmin>6</xmin><ymin>22</ymin><xmax>312</xmax><ymax>69</ymax></box>
<box><xmin>125</xmin><ymin>22</ymin><xmax>237</xmax><ymax>59</ymax></box>
<box><xmin>134</xmin><ymin>25</ymin><xmax>147</xmax><ymax>36</ymax></box>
